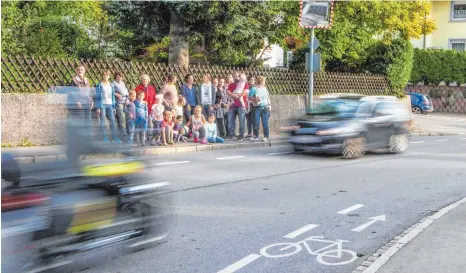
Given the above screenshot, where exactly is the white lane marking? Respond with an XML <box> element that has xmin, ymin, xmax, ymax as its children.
<box><xmin>155</xmin><ymin>161</ymin><xmax>190</xmax><ymax>166</ymax></box>
<box><xmin>409</xmin><ymin>141</ymin><xmax>425</xmax><ymax>144</ymax></box>
<box><xmin>362</xmin><ymin>197</ymin><xmax>466</xmax><ymax>273</ymax></box>
<box><xmin>460</xmin><ymin>138</ymin><xmax>466</xmax><ymax>140</ymax></box>
<box><xmin>435</xmin><ymin>139</ymin><xmax>448</xmax><ymax>142</ymax></box>
<box><xmin>351</xmin><ymin>215</ymin><xmax>386</xmax><ymax>232</ymax></box>
<box><xmin>268</xmin><ymin>152</ymin><xmax>291</xmax><ymax>156</ymax></box>
<box><xmin>217</xmin><ymin>254</ymin><xmax>261</xmax><ymax>273</ymax></box>
<box><xmin>337</xmin><ymin>204</ymin><xmax>365</xmax><ymax>215</ymax></box>
<box><xmin>283</xmin><ymin>224</ymin><xmax>319</xmax><ymax>239</ymax></box>
<box><xmin>216</xmin><ymin>156</ymin><xmax>245</xmax><ymax>160</ymax></box>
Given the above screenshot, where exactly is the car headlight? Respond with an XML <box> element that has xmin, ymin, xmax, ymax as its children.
<box><xmin>316</xmin><ymin>127</ymin><xmax>354</xmax><ymax>136</ymax></box>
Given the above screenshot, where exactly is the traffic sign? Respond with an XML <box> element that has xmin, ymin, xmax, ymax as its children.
<box><xmin>310</xmin><ymin>37</ymin><xmax>320</xmax><ymax>50</ymax></box>
<box><xmin>305</xmin><ymin>53</ymin><xmax>321</xmax><ymax>72</ymax></box>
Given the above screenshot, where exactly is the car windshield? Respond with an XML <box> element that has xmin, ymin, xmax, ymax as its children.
<box><xmin>308</xmin><ymin>99</ymin><xmax>361</xmax><ymax>118</ymax></box>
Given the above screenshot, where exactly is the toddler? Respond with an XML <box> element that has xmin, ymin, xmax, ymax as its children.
<box><xmin>186</xmin><ymin>105</ymin><xmax>207</xmax><ymax>144</ymax></box>
<box><xmin>205</xmin><ymin>113</ymin><xmax>224</xmax><ymax>143</ymax></box>
<box><xmin>125</xmin><ymin>90</ymin><xmax>137</xmax><ymax>144</ymax></box>
<box><xmin>161</xmin><ymin>110</ymin><xmax>174</xmax><ymax>146</ymax></box>
<box><xmin>151</xmin><ymin>94</ymin><xmax>165</xmax><ymax>145</ymax></box>
<box><xmin>134</xmin><ymin>91</ymin><xmax>148</xmax><ymax>146</ymax></box>
<box><xmin>173</xmin><ymin>115</ymin><xmax>187</xmax><ymax>142</ymax></box>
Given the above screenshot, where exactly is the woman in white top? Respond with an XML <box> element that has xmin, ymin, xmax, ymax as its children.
<box><xmin>95</xmin><ymin>70</ymin><xmax>121</xmax><ymax>143</ymax></box>
<box><xmin>196</xmin><ymin>74</ymin><xmax>217</xmax><ymax>117</ymax></box>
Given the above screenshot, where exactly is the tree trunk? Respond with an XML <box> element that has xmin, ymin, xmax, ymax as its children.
<box><xmin>168</xmin><ymin>10</ymin><xmax>189</xmax><ymax>68</ymax></box>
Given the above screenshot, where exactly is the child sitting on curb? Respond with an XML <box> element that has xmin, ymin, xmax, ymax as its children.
<box><xmin>185</xmin><ymin>105</ymin><xmax>207</xmax><ymax>144</ymax></box>
<box><xmin>205</xmin><ymin>113</ymin><xmax>225</xmax><ymax>143</ymax></box>
<box><xmin>161</xmin><ymin>110</ymin><xmax>174</xmax><ymax>146</ymax></box>
<box><xmin>173</xmin><ymin>115</ymin><xmax>187</xmax><ymax>142</ymax></box>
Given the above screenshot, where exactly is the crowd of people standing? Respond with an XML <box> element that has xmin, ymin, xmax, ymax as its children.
<box><xmin>66</xmin><ymin>65</ymin><xmax>271</xmax><ymax>146</ymax></box>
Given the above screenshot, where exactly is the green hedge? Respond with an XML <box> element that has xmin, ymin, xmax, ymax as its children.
<box><xmin>410</xmin><ymin>49</ymin><xmax>466</xmax><ymax>85</ymax></box>
<box><xmin>364</xmin><ymin>39</ymin><xmax>414</xmax><ymax>98</ymax></box>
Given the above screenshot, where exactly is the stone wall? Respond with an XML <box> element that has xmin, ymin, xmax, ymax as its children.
<box><xmin>1</xmin><ymin>94</ymin><xmax>307</xmax><ymax>146</ymax></box>
<box><xmin>405</xmin><ymin>85</ymin><xmax>466</xmax><ymax>113</ymax></box>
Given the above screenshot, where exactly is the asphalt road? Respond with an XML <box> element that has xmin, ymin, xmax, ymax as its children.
<box><xmin>62</xmin><ymin>135</ymin><xmax>466</xmax><ymax>273</ymax></box>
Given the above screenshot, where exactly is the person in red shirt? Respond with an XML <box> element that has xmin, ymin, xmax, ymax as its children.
<box><xmin>226</xmin><ymin>72</ymin><xmax>249</xmax><ymax>141</ymax></box>
<box><xmin>135</xmin><ymin>74</ymin><xmax>157</xmax><ymax>140</ymax></box>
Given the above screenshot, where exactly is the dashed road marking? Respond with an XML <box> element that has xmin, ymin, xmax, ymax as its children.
<box><xmin>268</xmin><ymin>152</ymin><xmax>291</xmax><ymax>156</ymax></box>
<box><xmin>337</xmin><ymin>204</ymin><xmax>365</xmax><ymax>215</ymax></box>
<box><xmin>217</xmin><ymin>254</ymin><xmax>261</xmax><ymax>273</ymax></box>
<box><xmin>216</xmin><ymin>156</ymin><xmax>245</xmax><ymax>160</ymax></box>
<box><xmin>284</xmin><ymin>224</ymin><xmax>319</xmax><ymax>239</ymax></box>
<box><xmin>460</xmin><ymin>138</ymin><xmax>466</xmax><ymax>140</ymax></box>
<box><xmin>435</xmin><ymin>139</ymin><xmax>448</xmax><ymax>142</ymax></box>
<box><xmin>155</xmin><ymin>161</ymin><xmax>190</xmax><ymax>166</ymax></box>
<box><xmin>409</xmin><ymin>141</ymin><xmax>425</xmax><ymax>144</ymax></box>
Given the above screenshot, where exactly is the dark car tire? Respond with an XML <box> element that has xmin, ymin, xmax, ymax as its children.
<box><xmin>293</xmin><ymin>144</ymin><xmax>303</xmax><ymax>152</ymax></box>
<box><xmin>412</xmin><ymin>106</ymin><xmax>422</xmax><ymax>115</ymax></box>
<box><xmin>342</xmin><ymin>137</ymin><xmax>365</xmax><ymax>159</ymax></box>
<box><xmin>389</xmin><ymin>134</ymin><xmax>408</xmax><ymax>154</ymax></box>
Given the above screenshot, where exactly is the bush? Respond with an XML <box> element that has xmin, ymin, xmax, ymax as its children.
<box><xmin>364</xmin><ymin>39</ymin><xmax>414</xmax><ymax>98</ymax></box>
<box><xmin>411</xmin><ymin>49</ymin><xmax>466</xmax><ymax>85</ymax></box>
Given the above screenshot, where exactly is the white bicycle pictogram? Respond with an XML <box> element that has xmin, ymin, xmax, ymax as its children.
<box><xmin>259</xmin><ymin>236</ymin><xmax>358</xmax><ymax>266</ymax></box>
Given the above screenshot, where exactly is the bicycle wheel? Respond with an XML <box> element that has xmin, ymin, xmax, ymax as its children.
<box><xmin>316</xmin><ymin>249</ymin><xmax>358</xmax><ymax>265</ymax></box>
<box><xmin>260</xmin><ymin>242</ymin><xmax>302</xmax><ymax>258</ymax></box>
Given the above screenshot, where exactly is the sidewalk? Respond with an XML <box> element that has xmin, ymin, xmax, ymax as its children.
<box><xmin>359</xmin><ymin>199</ymin><xmax>466</xmax><ymax>273</ymax></box>
<box><xmin>1</xmin><ymin>138</ymin><xmax>289</xmax><ymax>164</ymax></box>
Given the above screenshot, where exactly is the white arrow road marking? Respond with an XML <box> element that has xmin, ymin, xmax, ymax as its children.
<box><xmin>337</xmin><ymin>204</ymin><xmax>365</xmax><ymax>215</ymax></box>
<box><xmin>268</xmin><ymin>152</ymin><xmax>291</xmax><ymax>156</ymax></box>
<box><xmin>216</xmin><ymin>156</ymin><xmax>245</xmax><ymax>160</ymax></box>
<box><xmin>155</xmin><ymin>161</ymin><xmax>190</xmax><ymax>166</ymax></box>
<box><xmin>217</xmin><ymin>254</ymin><xmax>261</xmax><ymax>273</ymax></box>
<box><xmin>436</xmin><ymin>139</ymin><xmax>448</xmax><ymax>142</ymax></box>
<box><xmin>284</xmin><ymin>224</ymin><xmax>319</xmax><ymax>239</ymax></box>
<box><xmin>351</xmin><ymin>215</ymin><xmax>386</xmax><ymax>232</ymax></box>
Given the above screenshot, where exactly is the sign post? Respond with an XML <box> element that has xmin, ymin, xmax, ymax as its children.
<box><xmin>309</xmin><ymin>28</ymin><xmax>315</xmax><ymax>110</ymax></box>
<box><xmin>299</xmin><ymin>0</ymin><xmax>334</xmax><ymax>111</ymax></box>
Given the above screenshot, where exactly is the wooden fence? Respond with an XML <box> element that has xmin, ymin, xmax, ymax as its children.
<box><xmin>1</xmin><ymin>56</ymin><xmax>392</xmax><ymax>96</ymax></box>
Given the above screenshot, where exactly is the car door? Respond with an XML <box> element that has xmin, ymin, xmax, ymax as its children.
<box><xmin>366</xmin><ymin>102</ymin><xmax>396</xmax><ymax>148</ymax></box>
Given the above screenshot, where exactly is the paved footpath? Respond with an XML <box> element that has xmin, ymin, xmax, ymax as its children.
<box><xmin>369</xmin><ymin>200</ymin><xmax>466</xmax><ymax>273</ymax></box>
<box><xmin>412</xmin><ymin>112</ymin><xmax>466</xmax><ymax>135</ymax></box>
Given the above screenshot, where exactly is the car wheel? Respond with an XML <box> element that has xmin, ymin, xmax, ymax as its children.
<box><xmin>389</xmin><ymin>134</ymin><xmax>408</xmax><ymax>153</ymax></box>
<box><xmin>293</xmin><ymin>144</ymin><xmax>303</xmax><ymax>152</ymax></box>
<box><xmin>412</xmin><ymin>106</ymin><xmax>422</xmax><ymax>115</ymax></box>
<box><xmin>342</xmin><ymin>137</ymin><xmax>365</xmax><ymax>159</ymax></box>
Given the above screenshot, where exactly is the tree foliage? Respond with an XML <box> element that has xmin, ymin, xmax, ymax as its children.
<box><xmin>411</xmin><ymin>49</ymin><xmax>466</xmax><ymax>85</ymax></box>
<box><xmin>1</xmin><ymin>0</ymin><xmax>107</xmax><ymax>58</ymax></box>
<box><xmin>364</xmin><ymin>39</ymin><xmax>414</xmax><ymax>97</ymax></box>
<box><xmin>317</xmin><ymin>0</ymin><xmax>435</xmax><ymax>72</ymax></box>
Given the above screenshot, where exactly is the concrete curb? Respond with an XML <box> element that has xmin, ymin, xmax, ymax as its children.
<box><xmin>14</xmin><ymin>140</ymin><xmax>290</xmax><ymax>164</ymax></box>
<box><xmin>408</xmin><ymin>131</ymin><xmax>459</xmax><ymax>137</ymax></box>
